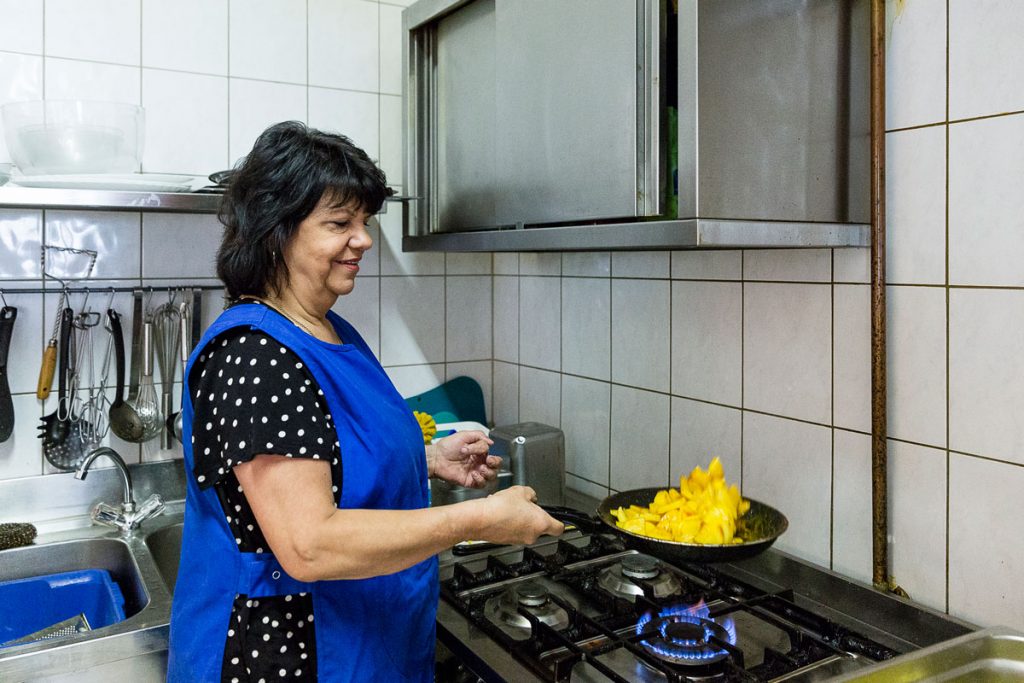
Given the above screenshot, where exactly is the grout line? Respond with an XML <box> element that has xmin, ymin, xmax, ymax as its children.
<box><xmin>944</xmin><ymin>0</ymin><xmax>952</xmax><ymax>616</ymax></box>
<box><xmin>829</xmin><ymin>248</ymin><xmax>836</xmax><ymax>571</ymax></box>
<box><xmin>739</xmin><ymin>250</ymin><xmax>745</xmax><ymax>491</ymax></box>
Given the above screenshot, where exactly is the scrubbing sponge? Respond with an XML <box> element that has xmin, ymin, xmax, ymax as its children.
<box><xmin>0</xmin><ymin>523</ymin><xmax>37</xmax><ymax>550</ymax></box>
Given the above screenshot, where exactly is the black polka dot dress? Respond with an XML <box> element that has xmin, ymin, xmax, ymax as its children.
<box><xmin>189</xmin><ymin>307</ymin><xmax>342</xmax><ymax>683</ymax></box>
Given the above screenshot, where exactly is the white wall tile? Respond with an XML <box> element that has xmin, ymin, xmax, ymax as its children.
<box><xmin>44</xmin><ymin>58</ymin><xmax>140</xmax><ymax>105</ymax></box>
<box><xmin>379</xmin><ymin>2</ymin><xmax>403</xmax><ymax>96</ymax></box>
<box><xmin>493</xmin><ymin>253</ymin><xmax>519</xmax><ymax>276</ymax></box>
<box><xmin>743</xmin><ymin>249</ymin><xmax>831</xmax><ymax>282</ymax></box>
<box><xmin>519</xmin><ymin>253</ymin><xmax>561</xmax><ymax>276</ymax></box>
<box><xmin>611</xmin><ymin>385</ymin><xmax>669</xmax><ymax>490</ymax></box>
<box><xmin>0</xmin><ymin>394</ymin><xmax>42</xmax><ymax>479</ymax></box>
<box><xmin>561</xmin><ymin>375</ymin><xmax>610</xmax><ymax>486</ymax></box>
<box><xmin>886</xmin><ymin>127</ymin><xmax>946</xmax><ymax>285</ymax></box>
<box><xmin>0</xmin><ymin>287</ymin><xmax>44</xmax><ymax>396</ymax></box>
<box><xmin>380</xmin><ymin>0</ymin><xmax>416</xmax><ymax>6</ymax></box>
<box><xmin>833</xmin><ymin>248</ymin><xmax>870</xmax><ymax>284</ymax></box>
<box><xmin>949</xmin><ymin>0</ymin><xmax>1024</xmax><ymax>121</ymax></box>
<box><xmin>378</xmin><ymin>202</ymin><xmax>444</xmax><ymax>276</ymax></box>
<box><xmin>671</xmin><ymin>251</ymin><xmax>741</xmax><ymax>280</ymax></box>
<box><xmin>0</xmin><ymin>209</ymin><xmax>42</xmax><ymax>278</ymax></box>
<box><xmin>0</xmin><ymin>0</ymin><xmax>43</xmax><ymax>54</ymax></box>
<box><xmin>445</xmin><ymin>360</ymin><xmax>492</xmax><ymax>424</ymax></box>
<box><xmin>949</xmin><ymin>454</ymin><xmax>1024</xmax><ymax>631</ymax></box>
<box><xmin>0</xmin><ymin>52</ymin><xmax>43</xmax><ymax>163</ymax></box>
<box><xmin>309</xmin><ymin>0</ymin><xmax>379</xmax><ymax>92</ymax></box>
<box><xmin>493</xmin><ymin>276</ymin><xmax>518</xmax><ymax>363</ymax></box>
<box><xmin>519</xmin><ymin>276</ymin><xmax>560</xmax><ymax>371</ymax></box>
<box><xmin>445</xmin><ymin>252</ymin><xmax>491</xmax><ymax>275</ymax></box>
<box><xmin>45</xmin><ymin>210</ymin><xmax>141</xmax><ymax>279</ymax></box>
<box><xmin>385</xmin><ymin>362</ymin><xmax>444</xmax><ymax>399</ymax></box>
<box><xmin>446</xmin><ymin>275</ymin><xmax>492</xmax><ymax>361</ymax></box>
<box><xmin>949</xmin><ymin>114</ymin><xmax>1024</xmax><ymax>287</ymax></box>
<box><xmin>561</xmin><ymin>277</ymin><xmax>610</xmax><ymax>381</ymax></box>
<box><xmin>492</xmin><ymin>361</ymin><xmax>518</xmax><ymax>426</ymax></box>
<box><xmin>887</xmin><ymin>286</ymin><xmax>946</xmax><ymax>448</ymax></box>
<box><xmin>670</xmin><ymin>397</ymin><xmax>741</xmax><ymax>486</ymax></box>
<box><xmin>743</xmin><ymin>413</ymin><xmax>832</xmax><ymax>567</ymax></box>
<box><xmin>671</xmin><ymin>281</ymin><xmax>741</xmax><ymax>406</ymax></box>
<box><xmin>611</xmin><ymin>251</ymin><xmax>669</xmax><ymax>279</ymax></box>
<box><xmin>950</xmin><ymin>288</ymin><xmax>1024</xmax><ymax>463</ymax></box>
<box><xmin>611</xmin><ymin>279</ymin><xmax>669</xmax><ymax>392</ymax></box>
<box><xmin>885</xmin><ymin>0</ymin><xmax>946</xmax><ymax>129</ymax></box>
<box><xmin>744</xmin><ymin>283</ymin><xmax>831</xmax><ymax>424</ymax></box>
<box><xmin>380</xmin><ymin>276</ymin><xmax>445</xmax><ymax>366</ymax></box>
<box><xmin>229</xmin><ymin>0</ymin><xmax>305</xmax><ymax>84</ymax></box>
<box><xmin>228</xmin><ymin>79</ymin><xmax>307</xmax><ymax>164</ymax></box>
<box><xmin>566</xmin><ymin>473</ymin><xmax>608</xmax><ymax>500</ymax></box>
<box><xmin>831</xmin><ymin>429</ymin><xmax>872</xmax><ymax>584</ymax></box>
<box><xmin>332</xmin><ymin>275</ymin><xmax>379</xmax><ymax>358</ymax></box>
<box><xmin>519</xmin><ymin>366</ymin><xmax>560</xmax><ymax>427</ymax></box>
<box><xmin>379</xmin><ymin>94</ymin><xmax>403</xmax><ymax>187</ymax></box>
<box><xmin>142</xmin><ymin>70</ymin><xmax>227</xmax><ymax>175</ymax></box>
<box><xmin>142</xmin><ymin>213</ymin><xmax>220</xmax><ymax>279</ymax></box>
<box><xmin>562</xmin><ymin>252</ymin><xmax>610</xmax><ymax>277</ymax></box>
<box><xmin>46</xmin><ymin>0</ymin><xmax>140</xmax><ymax>65</ymax></box>
<box><xmin>889</xmin><ymin>441</ymin><xmax>947</xmax><ymax>611</ymax></box>
<box><xmin>308</xmin><ymin>87</ymin><xmax>380</xmax><ymax>165</ymax></box>
<box><xmin>833</xmin><ymin>284</ymin><xmax>870</xmax><ymax>433</ymax></box>
<box><xmin>142</xmin><ymin>0</ymin><xmax>227</xmax><ymax>75</ymax></box>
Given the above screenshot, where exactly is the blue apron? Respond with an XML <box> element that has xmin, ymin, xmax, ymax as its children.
<box><xmin>167</xmin><ymin>304</ymin><xmax>438</xmax><ymax>682</ymax></box>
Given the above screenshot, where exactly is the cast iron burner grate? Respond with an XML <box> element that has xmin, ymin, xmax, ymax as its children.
<box><xmin>441</xmin><ymin>541</ymin><xmax>898</xmax><ymax>682</ymax></box>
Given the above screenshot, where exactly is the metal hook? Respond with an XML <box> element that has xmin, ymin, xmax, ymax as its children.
<box><xmin>104</xmin><ymin>287</ymin><xmax>116</xmax><ymax>314</ymax></box>
<box><xmin>0</xmin><ymin>289</ymin><xmax>8</xmax><ymax>309</ymax></box>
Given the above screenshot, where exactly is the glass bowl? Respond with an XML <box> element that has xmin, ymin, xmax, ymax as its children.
<box><xmin>1</xmin><ymin>100</ymin><xmax>144</xmax><ymax>175</ymax></box>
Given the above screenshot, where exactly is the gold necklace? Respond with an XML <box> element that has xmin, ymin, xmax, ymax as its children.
<box><xmin>240</xmin><ymin>296</ymin><xmax>320</xmax><ymax>337</ymax></box>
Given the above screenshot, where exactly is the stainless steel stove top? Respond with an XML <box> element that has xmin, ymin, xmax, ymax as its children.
<box><xmin>436</xmin><ymin>530</ymin><xmax>975</xmax><ymax>683</ymax></box>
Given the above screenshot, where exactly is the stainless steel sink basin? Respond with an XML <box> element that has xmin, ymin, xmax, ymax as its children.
<box><xmin>833</xmin><ymin>627</ymin><xmax>1024</xmax><ymax>682</ymax></box>
<box><xmin>0</xmin><ymin>538</ymin><xmax>150</xmax><ymax>622</ymax></box>
<box><xmin>143</xmin><ymin>523</ymin><xmax>182</xmax><ymax>594</ymax></box>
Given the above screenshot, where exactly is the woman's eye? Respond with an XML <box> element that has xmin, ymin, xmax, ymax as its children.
<box><xmin>331</xmin><ymin>221</ymin><xmax>350</xmax><ymax>229</ymax></box>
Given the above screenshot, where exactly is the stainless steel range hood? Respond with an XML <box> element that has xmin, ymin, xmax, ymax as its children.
<box><xmin>402</xmin><ymin>0</ymin><xmax>870</xmax><ymax>252</ymax></box>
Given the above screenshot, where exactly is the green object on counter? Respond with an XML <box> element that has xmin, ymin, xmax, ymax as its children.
<box><xmin>404</xmin><ymin>376</ymin><xmax>486</xmax><ymax>425</ymax></box>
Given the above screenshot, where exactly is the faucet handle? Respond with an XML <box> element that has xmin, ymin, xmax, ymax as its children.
<box><xmin>90</xmin><ymin>493</ymin><xmax>164</xmax><ymax>533</ymax></box>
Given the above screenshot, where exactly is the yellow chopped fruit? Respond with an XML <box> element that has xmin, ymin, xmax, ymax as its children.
<box><xmin>612</xmin><ymin>457</ymin><xmax>749</xmax><ymax>545</ymax></box>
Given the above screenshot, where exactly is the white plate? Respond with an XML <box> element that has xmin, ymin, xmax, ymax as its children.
<box><xmin>10</xmin><ymin>173</ymin><xmax>199</xmax><ymax>192</ymax></box>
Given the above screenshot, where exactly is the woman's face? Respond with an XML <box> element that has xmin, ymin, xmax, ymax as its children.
<box><xmin>281</xmin><ymin>192</ymin><xmax>374</xmax><ymax>300</ymax></box>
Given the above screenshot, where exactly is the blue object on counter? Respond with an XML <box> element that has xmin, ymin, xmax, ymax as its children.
<box><xmin>0</xmin><ymin>569</ymin><xmax>126</xmax><ymax>646</ymax></box>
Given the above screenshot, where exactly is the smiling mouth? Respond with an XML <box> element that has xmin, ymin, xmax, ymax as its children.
<box><xmin>338</xmin><ymin>258</ymin><xmax>361</xmax><ymax>271</ymax></box>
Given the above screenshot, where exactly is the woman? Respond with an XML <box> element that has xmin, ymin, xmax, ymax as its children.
<box><xmin>167</xmin><ymin>121</ymin><xmax>563</xmax><ymax>683</ymax></box>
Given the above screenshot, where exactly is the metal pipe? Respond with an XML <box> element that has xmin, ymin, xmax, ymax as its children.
<box><xmin>869</xmin><ymin>0</ymin><xmax>889</xmax><ymax>590</ymax></box>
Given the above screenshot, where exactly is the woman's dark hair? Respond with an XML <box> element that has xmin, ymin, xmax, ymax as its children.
<box><xmin>216</xmin><ymin>121</ymin><xmax>392</xmax><ymax>299</ymax></box>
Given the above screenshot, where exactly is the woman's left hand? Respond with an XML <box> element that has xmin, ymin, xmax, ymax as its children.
<box><xmin>427</xmin><ymin>431</ymin><xmax>501</xmax><ymax>488</ymax></box>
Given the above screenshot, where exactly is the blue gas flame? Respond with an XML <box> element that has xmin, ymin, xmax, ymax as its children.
<box><xmin>636</xmin><ymin>601</ymin><xmax>737</xmax><ymax>663</ymax></box>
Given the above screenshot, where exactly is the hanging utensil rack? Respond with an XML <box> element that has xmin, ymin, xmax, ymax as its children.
<box><xmin>0</xmin><ymin>285</ymin><xmax>224</xmax><ymax>296</ymax></box>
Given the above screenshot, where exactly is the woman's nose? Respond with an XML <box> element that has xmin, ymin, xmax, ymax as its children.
<box><xmin>354</xmin><ymin>221</ymin><xmax>374</xmax><ymax>251</ymax></box>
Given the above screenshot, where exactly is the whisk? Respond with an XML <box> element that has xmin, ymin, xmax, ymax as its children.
<box><xmin>152</xmin><ymin>298</ymin><xmax>181</xmax><ymax>449</ymax></box>
<box><xmin>131</xmin><ymin>321</ymin><xmax>163</xmax><ymax>441</ymax></box>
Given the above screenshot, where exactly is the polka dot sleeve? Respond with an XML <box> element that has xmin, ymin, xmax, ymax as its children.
<box><xmin>189</xmin><ymin>328</ymin><xmax>340</xmax><ymax>489</ymax></box>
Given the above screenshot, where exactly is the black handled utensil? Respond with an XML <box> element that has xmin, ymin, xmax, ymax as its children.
<box><xmin>39</xmin><ymin>308</ymin><xmax>88</xmax><ymax>470</ymax></box>
<box><xmin>0</xmin><ymin>306</ymin><xmax>17</xmax><ymax>442</ymax></box>
<box><xmin>107</xmin><ymin>310</ymin><xmax>146</xmax><ymax>442</ymax></box>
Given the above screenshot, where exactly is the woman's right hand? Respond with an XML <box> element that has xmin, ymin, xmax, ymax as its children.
<box><xmin>472</xmin><ymin>486</ymin><xmax>565</xmax><ymax>545</ymax></box>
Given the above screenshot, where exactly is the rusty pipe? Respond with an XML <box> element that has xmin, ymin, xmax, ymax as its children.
<box><xmin>869</xmin><ymin>0</ymin><xmax>889</xmax><ymax>591</ymax></box>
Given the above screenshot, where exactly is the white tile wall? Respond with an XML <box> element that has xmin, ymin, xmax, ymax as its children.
<box><xmin>831</xmin><ymin>429</ymin><xmax>872</xmax><ymax>584</ymax></box>
<box><xmin>142</xmin><ymin>69</ymin><xmax>228</xmax><ymax>174</ymax></box>
<box><xmin>519</xmin><ymin>277</ymin><xmax>560</xmax><ymax>371</ymax></box>
<box><xmin>833</xmin><ymin>284</ymin><xmax>871</xmax><ymax>433</ymax></box>
<box><xmin>228</xmin><ymin>0</ymin><xmax>306</xmax><ymax>84</ymax></box>
<box><xmin>949</xmin><ymin>0</ymin><xmax>1024</xmax><ymax>121</ymax></box>
<box><xmin>671</xmin><ymin>281</ymin><xmax>741</xmax><ymax>406</ymax></box>
<box><xmin>609</xmin><ymin>385</ymin><xmax>669</xmax><ymax>491</ymax></box>
<box><xmin>307</xmin><ymin>87</ymin><xmax>379</xmax><ymax>162</ymax></box>
<box><xmin>309</xmin><ymin>0</ymin><xmax>379</xmax><ymax>92</ymax></box>
<box><xmin>887</xmin><ymin>286</ymin><xmax>946</xmax><ymax>448</ymax></box>
<box><xmin>44</xmin><ymin>58</ymin><xmax>140</xmax><ymax>105</ymax></box>
<box><xmin>611</xmin><ymin>279</ymin><xmax>669</xmax><ymax>392</ymax></box>
<box><xmin>0</xmin><ymin>0</ymin><xmax>43</xmax><ymax>55</ymax></box>
<box><xmin>228</xmin><ymin>79</ymin><xmax>307</xmax><ymax>164</ymax></box>
<box><xmin>743</xmin><ymin>249</ymin><xmax>831</xmax><ymax>283</ymax></box>
<box><xmin>446</xmin><ymin>275</ymin><xmax>492</xmax><ymax>361</ymax></box>
<box><xmin>560</xmin><ymin>375</ymin><xmax>610</xmax><ymax>487</ymax></box>
<box><xmin>45</xmin><ymin>0</ymin><xmax>140</xmax><ymax>65</ymax></box>
<box><xmin>886</xmin><ymin>127</ymin><xmax>946</xmax><ymax>285</ymax></box>
<box><xmin>380</xmin><ymin>276</ymin><xmax>445</xmax><ymax>366</ymax></box>
<box><xmin>669</xmin><ymin>397</ymin><xmax>742</xmax><ymax>488</ymax></box>
<box><xmin>142</xmin><ymin>0</ymin><xmax>227</xmax><ymax>75</ymax></box>
<box><xmin>519</xmin><ymin>366</ymin><xmax>560</xmax><ymax>427</ymax></box>
<box><xmin>885</xmin><ymin>0</ymin><xmax>946</xmax><ymax>129</ymax></box>
<box><xmin>561</xmin><ymin>277</ymin><xmax>610</xmax><ymax>381</ymax></box>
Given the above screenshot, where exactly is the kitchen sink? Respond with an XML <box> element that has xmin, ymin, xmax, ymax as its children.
<box><xmin>0</xmin><ymin>537</ymin><xmax>150</xmax><ymax>621</ymax></box>
<box><xmin>143</xmin><ymin>523</ymin><xmax>182</xmax><ymax>594</ymax></box>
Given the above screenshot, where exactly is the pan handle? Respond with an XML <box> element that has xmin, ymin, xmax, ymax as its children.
<box><xmin>540</xmin><ymin>505</ymin><xmax>605</xmax><ymax>533</ymax></box>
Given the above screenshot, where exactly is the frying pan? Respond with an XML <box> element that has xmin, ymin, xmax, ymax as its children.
<box><xmin>543</xmin><ymin>487</ymin><xmax>788</xmax><ymax>564</ymax></box>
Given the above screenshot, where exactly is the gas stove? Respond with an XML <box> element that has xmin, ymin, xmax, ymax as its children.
<box><xmin>436</xmin><ymin>529</ymin><xmax>974</xmax><ymax>682</ymax></box>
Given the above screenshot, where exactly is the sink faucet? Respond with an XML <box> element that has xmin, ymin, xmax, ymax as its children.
<box><xmin>75</xmin><ymin>447</ymin><xmax>164</xmax><ymax>532</ymax></box>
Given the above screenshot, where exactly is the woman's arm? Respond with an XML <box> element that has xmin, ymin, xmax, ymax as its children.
<box><xmin>235</xmin><ymin>454</ymin><xmax>563</xmax><ymax>582</ymax></box>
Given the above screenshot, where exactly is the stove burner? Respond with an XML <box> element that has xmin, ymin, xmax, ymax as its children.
<box><xmin>483</xmin><ymin>581</ymin><xmax>571</xmax><ymax>639</ymax></box>
<box><xmin>597</xmin><ymin>554</ymin><xmax>683</xmax><ymax>601</ymax></box>
<box><xmin>637</xmin><ymin>602</ymin><xmax>737</xmax><ymax>666</ymax></box>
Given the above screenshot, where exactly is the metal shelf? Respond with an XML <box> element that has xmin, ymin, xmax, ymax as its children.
<box><xmin>403</xmin><ymin>218</ymin><xmax>871</xmax><ymax>252</ymax></box>
<box><xmin>0</xmin><ymin>186</ymin><xmax>416</xmax><ymax>214</ymax></box>
<box><xmin>0</xmin><ymin>186</ymin><xmax>222</xmax><ymax>213</ymax></box>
